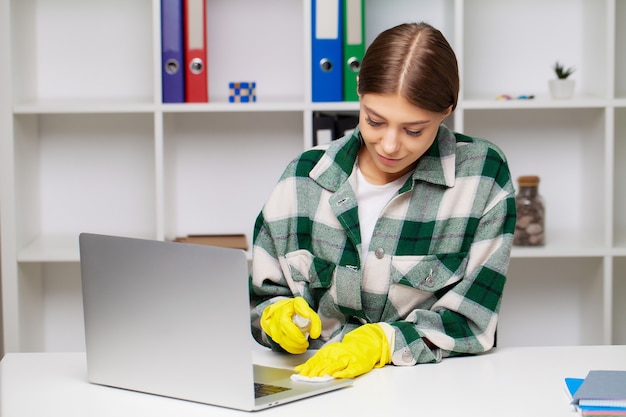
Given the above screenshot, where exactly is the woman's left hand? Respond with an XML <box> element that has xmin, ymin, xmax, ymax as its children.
<box><xmin>293</xmin><ymin>323</ymin><xmax>391</xmax><ymax>379</ymax></box>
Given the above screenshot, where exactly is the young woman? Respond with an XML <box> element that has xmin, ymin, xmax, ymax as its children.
<box><xmin>249</xmin><ymin>22</ymin><xmax>516</xmax><ymax>379</ymax></box>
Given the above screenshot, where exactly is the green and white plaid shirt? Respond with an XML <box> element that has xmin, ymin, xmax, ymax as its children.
<box><xmin>250</xmin><ymin>124</ymin><xmax>516</xmax><ymax>365</ymax></box>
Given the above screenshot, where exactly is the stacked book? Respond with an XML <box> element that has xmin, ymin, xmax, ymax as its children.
<box><xmin>173</xmin><ymin>234</ymin><xmax>248</xmax><ymax>251</ymax></box>
<box><xmin>565</xmin><ymin>370</ymin><xmax>626</xmax><ymax>416</ymax></box>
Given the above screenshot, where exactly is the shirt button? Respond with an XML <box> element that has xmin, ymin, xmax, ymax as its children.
<box><xmin>375</xmin><ymin>247</ymin><xmax>385</xmax><ymax>259</ymax></box>
<box><xmin>424</xmin><ymin>270</ymin><xmax>435</xmax><ymax>287</ymax></box>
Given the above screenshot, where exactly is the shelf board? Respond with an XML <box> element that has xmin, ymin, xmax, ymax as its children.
<box><xmin>613</xmin><ymin>98</ymin><xmax>626</xmax><ymax>108</ymax></box>
<box><xmin>510</xmin><ymin>229</ymin><xmax>608</xmax><ymax>258</ymax></box>
<box><xmin>161</xmin><ymin>101</ymin><xmax>307</xmax><ymax>113</ymax></box>
<box><xmin>610</xmin><ymin>247</ymin><xmax>626</xmax><ymax>257</ymax></box>
<box><xmin>511</xmin><ymin>245</ymin><xmax>607</xmax><ymax>259</ymax></box>
<box><xmin>13</xmin><ymin>99</ymin><xmax>156</xmax><ymax>114</ymax></box>
<box><xmin>462</xmin><ymin>95</ymin><xmax>608</xmax><ymax>110</ymax></box>
<box><xmin>308</xmin><ymin>101</ymin><xmax>360</xmax><ymax>112</ymax></box>
<box><xmin>17</xmin><ymin>234</ymin><xmax>254</xmax><ymax>263</ymax></box>
<box><xmin>17</xmin><ymin>236</ymin><xmax>81</xmax><ymax>263</ymax></box>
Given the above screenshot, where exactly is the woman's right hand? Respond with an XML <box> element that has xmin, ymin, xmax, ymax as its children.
<box><xmin>260</xmin><ymin>297</ymin><xmax>321</xmax><ymax>354</ymax></box>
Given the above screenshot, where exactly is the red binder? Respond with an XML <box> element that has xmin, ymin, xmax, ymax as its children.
<box><xmin>183</xmin><ymin>0</ymin><xmax>208</xmax><ymax>102</ymax></box>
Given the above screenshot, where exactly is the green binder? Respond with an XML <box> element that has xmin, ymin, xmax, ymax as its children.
<box><xmin>342</xmin><ymin>0</ymin><xmax>365</xmax><ymax>102</ymax></box>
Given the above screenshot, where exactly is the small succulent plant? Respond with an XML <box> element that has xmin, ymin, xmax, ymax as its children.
<box><xmin>553</xmin><ymin>61</ymin><xmax>575</xmax><ymax>79</ymax></box>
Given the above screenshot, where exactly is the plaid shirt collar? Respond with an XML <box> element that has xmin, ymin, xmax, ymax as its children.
<box><xmin>310</xmin><ymin>125</ymin><xmax>457</xmax><ymax>193</ymax></box>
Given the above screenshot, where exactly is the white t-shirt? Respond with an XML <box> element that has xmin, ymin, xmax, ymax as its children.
<box><xmin>355</xmin><ymin>166</ymin><xmax>411</xmax><ymax>262</ymax></box>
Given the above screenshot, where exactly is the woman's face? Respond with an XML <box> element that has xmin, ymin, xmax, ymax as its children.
<box><xmin>358</xmin><ymin>93</ymin><xmax>451</xmax><ymax>185</ymax></box>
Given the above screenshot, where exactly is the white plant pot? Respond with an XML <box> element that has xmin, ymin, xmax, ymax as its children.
<box><xmin>549</xmin><ymin>79</ymin><xmax>575</xmax><ymax>99</ymax></box>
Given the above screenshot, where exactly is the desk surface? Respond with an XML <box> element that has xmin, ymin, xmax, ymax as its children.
<box><xmin>2</xmin><ymin>345</ymin><xmax>626</xmax><ymax>416</ymax></box>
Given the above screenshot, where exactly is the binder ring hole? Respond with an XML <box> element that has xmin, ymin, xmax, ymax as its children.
<box><xmin>348</xmin><ymin>57</ymin><xmax>361</xmax><ymax>73</ymax></box>
<box><xmin>320</xmin><ymin>58</ymin><xmax>333</xmax><ymax>72</ymax></box>
<box><xmin>165</xmin><ymin>59</ymin><xmax>179</xmax><ymax>75</ymax></box>
<box><xmin>190</xmin><ymin>58</ymin><xmax>204</xmax><ymax>75</ymax></box>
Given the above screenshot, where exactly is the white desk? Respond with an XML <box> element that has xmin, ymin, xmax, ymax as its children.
<box><xmin>2</xmin><ymin>345</ymin><xmax>626</xmax><ymax>416</ymax></box>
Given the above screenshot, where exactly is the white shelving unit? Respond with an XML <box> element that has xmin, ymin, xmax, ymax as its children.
<box><xmin>1</xmin><ymin>0</ymin><xmax>624</xmax><ymax>353</ymax></box>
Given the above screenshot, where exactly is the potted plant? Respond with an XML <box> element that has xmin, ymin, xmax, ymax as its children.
<box><xmin>549</xmin><ymin>61</ymin><xmax>575</xmax><ymax>99</ymax></box>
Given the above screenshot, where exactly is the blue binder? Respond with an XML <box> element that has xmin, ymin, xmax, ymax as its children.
<box><xmin>312</xmin><ymin>0</ymin><xmax>343</xmax><ymax>102</ymax></box>
<box><xmin>161</xmin><ymin>0</ymin><xmax>185</xmax><ymax>103</ymax></box>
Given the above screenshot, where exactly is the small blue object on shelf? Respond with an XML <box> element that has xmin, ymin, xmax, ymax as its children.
<box><xmin>229</xmin><ymin>82</ymin><xmax>257</xmax><ymax>103</ymax></box>
<box><xmin>496</xmin><ymin>94</ymin><xmax>535</xmax><ymax>100</ymax></box>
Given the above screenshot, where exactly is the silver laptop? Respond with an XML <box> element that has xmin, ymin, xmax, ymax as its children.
<box><xmin>79</xmin><ymin>233</ymin><xmax>352</xmax><ymax>411</ymax></box>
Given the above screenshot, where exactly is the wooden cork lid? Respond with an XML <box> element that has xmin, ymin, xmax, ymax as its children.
<box><xmin>517</xmin><ymin>175</ymin><xmax>540</xmax><ymax>186</ymax></box>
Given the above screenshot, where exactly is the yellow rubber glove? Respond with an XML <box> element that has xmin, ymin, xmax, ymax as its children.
<box><xmin>293</xmin><ymin>323</ymin><xmax>391</xmax><ymax>379</ymax></box>
<box><xmin>260</xmin><ymin>297</ymin><xmax>322</xmax><ymax>354</ymax></box>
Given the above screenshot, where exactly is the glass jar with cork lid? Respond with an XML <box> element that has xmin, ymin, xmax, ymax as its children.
<box><xmin>514</xmin><ymin>175</ymin><xmax>545</xmax><ymax>246</ymax></box>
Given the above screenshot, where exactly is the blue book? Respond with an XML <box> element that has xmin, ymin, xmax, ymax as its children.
<box><xmin>161</xmin><ymin>0</ymin><xmax>185</xmax><ymax>103</ymax></box>
<box><xmin>565</xmin><ymin>377</ymin><xmax>585</xmax><ymax>398</ymax></box>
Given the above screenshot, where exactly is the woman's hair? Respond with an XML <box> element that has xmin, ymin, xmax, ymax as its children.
<box><xmin>357</xmin><ymin>22</ymin><xmax>459</xmax><ymax>113</ymax></box>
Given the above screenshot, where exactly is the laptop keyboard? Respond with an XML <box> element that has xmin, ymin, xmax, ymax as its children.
<box><xmin>254</xmin><ymin>382</ymin><xmax>291</xmax><ymax>398</ymax></box>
